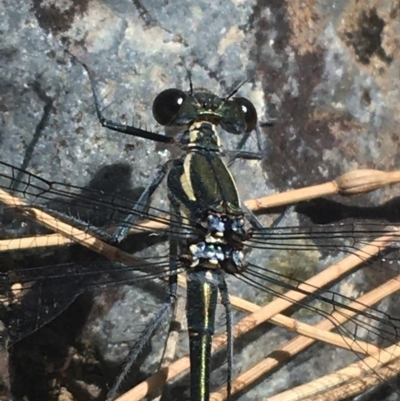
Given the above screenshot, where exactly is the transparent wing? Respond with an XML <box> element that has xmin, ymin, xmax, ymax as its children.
<box><xmin>2</xmin><ymin>160</ymin><xmax>400</xmax><ymax>400</ymax></box>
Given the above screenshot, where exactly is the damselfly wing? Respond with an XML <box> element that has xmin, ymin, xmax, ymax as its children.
<box><xmin>1</xmin><ymin>67</ymin><xmax>400</xmax><ymax>401</ymax></box>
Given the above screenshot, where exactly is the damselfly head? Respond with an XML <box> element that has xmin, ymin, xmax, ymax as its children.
<box><xmin>152</xmin><ymin>87</ymin><xmax>257</xmax><ymax>135</ymax></box>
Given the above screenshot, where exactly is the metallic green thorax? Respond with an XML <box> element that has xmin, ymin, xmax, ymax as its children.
<box><xmin>168</xmin><ymin>149</ymin><xmax>242</xmax><ymax>217</ymax></box>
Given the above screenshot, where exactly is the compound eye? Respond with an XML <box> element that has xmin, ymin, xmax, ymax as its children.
<box><xmin>152</xmin><ymin>88</ymin><xmax>186</xmax><ymax>126</ymax></box>
<box><xmin>233</xmin><ymin>97</ymin><xmax>257</xmax><ymax>132</ymax></box>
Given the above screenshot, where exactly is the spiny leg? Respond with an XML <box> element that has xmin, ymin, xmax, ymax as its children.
<box><xmin>152</xmin><ymin>230</ymin><xmax>186</xmax><ymax>400</ymax></box>
<box><xmin>107</xmin><ymin>272</ymin><xmax>178</xmax><ymax>400</ymax></box>
<box><xmin>218</xmin><ymin>274</ymin><xmax>233</xmax><ymax>398</ymax></box>
<box><xmin>69</xmin><ymin>53</ymin><xmax>173</xmax><ymax>144</ymax></box>
<box><xmin>152</xmin><ymin>292</ymin><xmax>186</xmax><ymax>401</ymax></box>
<box><xmin>112</xmin><ymin>161</ymin><xmax>172</xmax><ymax>243</ymax></box>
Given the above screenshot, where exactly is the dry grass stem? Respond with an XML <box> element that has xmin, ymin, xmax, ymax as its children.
<box><xmin>263</xmin><ymin>342</ymin><xmax>400</xmax><ymax>401</ymax></box>
<box><xmin>3</xmin><ymin>168</ymin><xmax>400</xmax><ymax>252</ymax></box>
<box><xmin>117</xmin><ymin>235</ymin><xmax>398</xmax><ymax>401</ymax></box>
<box><xmin>209</xmin><ymin>275</ymin><xmax>400</xmax><ymax>400</ymax></box>
<box><xmin>2</xmin><ymin>170</ymin><xmax>400</xmax><ymax>400</ymax></box>
<box><xmin>245</xmin><ymin>169</ymin><xmax>400</xmax><ymax>211</ymax></box>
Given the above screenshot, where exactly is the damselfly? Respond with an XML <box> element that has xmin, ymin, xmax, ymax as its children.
<box><xmin>1</xmin><ymin>61</ymin><xmax>400</xmax><ymax>401</ymax></box>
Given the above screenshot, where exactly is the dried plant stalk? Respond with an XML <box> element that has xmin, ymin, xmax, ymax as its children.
<box><xmin>245</xmin><ymin>169</ymin><xmax>400</xmax><ymax>211</ymax></box>
<box><xmin>2</xmin><ymin>168</ymin><xmax>400</xmax><ymax>400</ymax></box>
<box><xmin>263</xmin><ymin>342</ymin><xmax>400</xmax><ymax>401</ymax></box>
<box><xmin>2</xmin><ymin>168</ymin><xmax>400</xmax><ymax>252</ymax></box>
<box><xmin>118</xmin><ymin>234</ymin><xmax>398</xmax><ymax>401</ymax></box>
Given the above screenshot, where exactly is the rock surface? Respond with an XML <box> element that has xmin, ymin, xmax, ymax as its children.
<box><xmin>1</xmin><ymin>1</ymin><xmax>400</xmax><ymax>400</ymax></box>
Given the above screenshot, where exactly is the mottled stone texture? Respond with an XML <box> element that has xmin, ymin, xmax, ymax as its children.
<box><xmin>1</xmin><ymin>1</ymin><xmax>400</xmax><ymax>400</ymax></box>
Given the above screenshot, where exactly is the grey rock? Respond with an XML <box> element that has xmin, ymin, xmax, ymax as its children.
<box><xmin>1</xmin><ymin>1</ymin><xmax>400</xmax><ymax>400</ymax></box>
